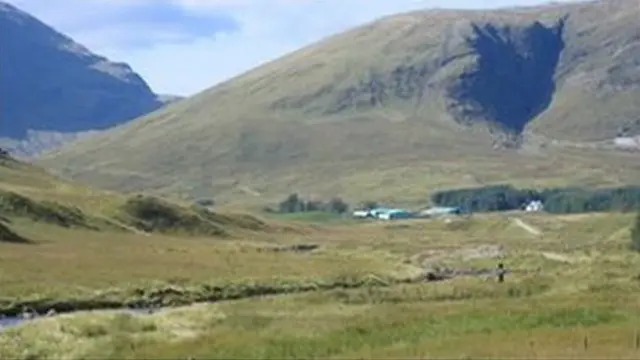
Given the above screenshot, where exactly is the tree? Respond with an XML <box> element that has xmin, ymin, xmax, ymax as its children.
<box><xmin>278</xmin><ymin>193</ymin><xmax>303</xmax><ymax>213</ymax></box>
<box><xmin>632</xmin><ymin>212</ymin><xmax>640</xmax><ymax>252</ymax></box>
<box><xmin>361</xmin><ymin>201</ymin><xmax>379</xmax><ymax>210</ymax></box>
<box><xmin>304</xmin><ymin>200</ymin><xmax>325</xmax><ymax>212</ymax></box>
<box><xmin>326</xmin><ymin>197</ymin><xmax>349</xmax><ymax>214</ymax></box>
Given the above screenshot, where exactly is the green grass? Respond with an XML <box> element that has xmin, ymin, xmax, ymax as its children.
<box><xmin>4</xmin><ymin>153</ymin><xmax>640</xmax><ymax>358</ymax></box>
<box><xmin>0</xmin><ymin>218</ymin><xmax>414</xmax><ymax>315</ymax></box>
<box><xmin>2</xmin><ymin>210</ymin><xmax>640</xmax><ymax>359</ymax></box>
<box><xmin>123</xmin><ymin>305</ymin><xmax>626</xmax><ymax>359</ymax></box>
<box><xmin>5</xmin><ymin>282</ymin><xmax>640</xmax><ymax>359</ymax></box>
<box><xmin>267</xmin><ymin>211</ymin><xmax>352</xmax><ymax>224</ymax></box>
<box><xmin>0</xmin><ymin>158</ymin><xmax>277</xmax><ymax>239</ymax></box>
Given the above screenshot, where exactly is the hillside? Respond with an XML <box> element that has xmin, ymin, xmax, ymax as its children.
<box><xmin>0</xmin><ymin>1</ymin><xmax>163</xmax><ymax>156</ymax></box>
<box><xmin>38</xmin><ymin>0</ymin><xmax>640</xmax><ymax>205</ymax></box>
<box><xmin>0</xmin><ymin>152</ymin><xmax>273</xmax><ymax>240</ymax></box>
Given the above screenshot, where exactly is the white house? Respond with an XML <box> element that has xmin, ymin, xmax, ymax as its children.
<box><xmin>524</xmin><ymin>200</ymin><xmax>544</xmax><ymax>212</ymax></box>
<box><xmin>352</xmin><ymin>210</ymin><xmax>372</xmax><ymax>218</ymax></box>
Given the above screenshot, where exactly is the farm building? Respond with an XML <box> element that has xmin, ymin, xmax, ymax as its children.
<box><xmin>352</xmin><ymin>208</ymin><xmax>415</xmax><ymax>220</ymax></box>
<box><xmin>418</xmin><ymin>206</ymin><xmax>462</xmax><ymax>218</ymax></box>
<box><xmin>369</xmin><ymin>208</ymin><xmax>395</xmax><ymax>218</ymax></box>
<box><xmin>524</xmin><ymin>200</ymin><xmax>544</xmax><ymax>212</ymax></box>
<box><xmin>352</xmin><ymin>210</ymin><xmax>373</xmax><ymax>218</ymax></box>
<box><xmin>377</xmin><ymin>209</ymin><xmax>414</xmax><ymax>220</ymax></box>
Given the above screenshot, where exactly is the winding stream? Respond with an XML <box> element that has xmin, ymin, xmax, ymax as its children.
<box><xmin>0</xmin><ymin>268</ymin><xmax>511</xmax><ymax>333</ymax></box>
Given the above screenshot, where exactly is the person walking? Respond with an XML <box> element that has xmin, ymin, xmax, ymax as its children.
<box><xmin>497</xmin><ymin>262</ymin><xmax>506</xmax><ymax>283</ymax></box>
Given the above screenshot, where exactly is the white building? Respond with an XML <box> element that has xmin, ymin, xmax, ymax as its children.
<box><xmin>524</xmin><ymin>200</ymin><xmax>544</xmax><ymax>212</ymax></box>
<box><xmin>352</xmin><ymin>210</ymin><xmax>372</xmax><ymax>218</ymax></box>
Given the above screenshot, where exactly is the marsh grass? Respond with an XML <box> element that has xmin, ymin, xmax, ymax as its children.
<box><xmin>0</xmin><ymin>219</ymin><xmax>415</xmax><ymax>315</ymax></box>
<box><xmin>4</xmin><ymin>282</ymin><xmax>638</xmax><ymax>360</ymax></box>
<box><xmin>2</xmin><ymin>211</ymin><xmax>640</xmax><ymax>359</ymax></box>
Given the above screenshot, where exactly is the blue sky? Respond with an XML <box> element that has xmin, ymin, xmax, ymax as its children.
<box><xmin>10</xmin><ymin>0</ymin><xmax>581</xmax><ymax>96</ymax></box>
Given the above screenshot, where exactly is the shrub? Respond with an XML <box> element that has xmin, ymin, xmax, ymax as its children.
<box><xmin>120</xmin><ymin>195</ymin><xmax>227</xmax><ymax>236</ymax></box>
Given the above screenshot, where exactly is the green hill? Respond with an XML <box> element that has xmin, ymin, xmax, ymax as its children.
<box><xmin>38</xmin><ymin>0</ymin><xmax>640</xmax><ymax>205</ymax></box>
<box><xmin>0</xmin><ymin>154</ymin><xmax>271</xmax><ymax>237</ymax></box>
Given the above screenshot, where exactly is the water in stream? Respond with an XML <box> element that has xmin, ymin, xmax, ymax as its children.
<box><xmin>0</xmin><ymin>317</ymin><xmax>26</xmax><ymax>331</ymax></box>
<box><xmin>0</xmin><ymin>308</ymin><xmax>155</xmax><ymax>332</ymax></box>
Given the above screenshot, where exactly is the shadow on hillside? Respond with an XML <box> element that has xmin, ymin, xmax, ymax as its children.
<box><xmin>0</xmin><ymin>190</ymin><xmax>99</xmax><ymax>229</ymax></box>
<box><xmin>0</xmin><ymin>217</ymin><xmax>32</xmax><ymax>244</ymax></box>
<box><xmin>449</xmin><ymin>17</ymin><xmax>567</xmax><ymax>134</ymax></box>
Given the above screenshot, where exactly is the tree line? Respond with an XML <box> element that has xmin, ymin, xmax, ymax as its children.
<box><xmin>274</xmin><ymin>193</ymin><xmax>350</xmax><ymax>214</ymax></box>
<box><xmin>431</xmin><ymin>184</ymin><xmax>640</xmax><ymax>214</ymax></box>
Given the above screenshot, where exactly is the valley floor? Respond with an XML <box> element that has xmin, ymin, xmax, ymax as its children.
<box><xmin>1</xmin><ymin>211</ymin><xmax>640</xmax><ymax>358</ymax></box>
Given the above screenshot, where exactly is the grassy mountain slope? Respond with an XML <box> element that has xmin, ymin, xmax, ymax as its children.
<box><xmin>0</xmin><ymin>153</ymin><xmax>272</xmax><ymax>238</ymax></box>
<box><xmin>38</xmin><ymin>0</ymin><xmax>640</xmax><ymax>205</ymax></box>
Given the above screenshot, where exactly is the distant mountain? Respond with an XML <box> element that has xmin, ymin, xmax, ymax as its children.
<box><xmin>39</xmin><ymin>0</ymin><xmax>640</xmax><ymax>204</ymax></box>
<box><xmin>0</xmin><ymin>1</ymin><xmax>164</xmax><ymax>155</ymax></box>
<box><xmin>156</xmin><ymin>94</ymin><xmax>185</xmax><ymax>105</ymax></box>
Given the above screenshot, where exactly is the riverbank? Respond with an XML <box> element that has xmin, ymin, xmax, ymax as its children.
<box><xmin>3</xmin><ymin>274</ymin><xmax>639</xmax><ymax>360</ymax></box>
<box><xmin>0</xmin><ymin>274</ymin><xmax>422</xmax><ymax>319</ymax></box>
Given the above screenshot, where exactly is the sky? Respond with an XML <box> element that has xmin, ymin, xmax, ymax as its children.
<box><xmin>10</xmin><ymin>0</ymin><xmax>581</xmax><ymax>96</ymax></box>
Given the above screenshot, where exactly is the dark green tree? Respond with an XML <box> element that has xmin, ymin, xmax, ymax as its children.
<box><xmin>431</xmin><ymin>185</ymin><xmax>640</xmax><ymax>214</ymax></box>
<box><xmin>278</xmin><ymin>193</ymin><xmax>303</xmax><ymax>213</ymax></box>
<box><xmin>326</xmin><ymin>197</ymin><xmax>349</xmax><ymax>214</ymax></box>
<box><xmin>361</xmin><ymin>201</ymin><xmax>379</xmax><ymax>210</ymax></box>
<box><xmin>304</xmin><ymin>200</ymin><xmax>325</xmax><ymax>212</ymax></box>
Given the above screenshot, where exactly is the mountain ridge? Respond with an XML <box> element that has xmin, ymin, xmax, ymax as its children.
<box><xmin>0</xmin><ymin>0</ymin><xmax>163</xmax><ymax>149</ymax></box>
<box><xmin>38</xmin><ymin>0</ymin><xmax>640</xmax><ymax>205</ymax></box>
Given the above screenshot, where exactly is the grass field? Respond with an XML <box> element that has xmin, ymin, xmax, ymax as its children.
<box><xmin>2</xmin><ymin>209</ymin><xmax>639</xmax><ymax>359</ymax></box>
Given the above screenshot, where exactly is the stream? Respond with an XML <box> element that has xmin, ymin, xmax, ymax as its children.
<box><xmin>0</xmin><ymin>308</ymin><xmax>155</xmax><ymax>332</ymax></box>
<box><xmin>0</xmin><ymin>317</ymin><xmax>25</xmax><ymax>331</ymax></box>
<box><xmin>0</xmin><ymin>267</ymin><xmax>514</xmax><ymax>333</ymax></box>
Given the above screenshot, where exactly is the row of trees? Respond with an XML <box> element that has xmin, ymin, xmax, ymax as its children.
<box><xmin>431</xmin><ymin>185</ymin><xmax>640</xmax><ymax>214</ymax></box>
<box><xmin>276</xmin><ymin>193</ymin><xmax>350</xmax><ymax>214</ymax></box>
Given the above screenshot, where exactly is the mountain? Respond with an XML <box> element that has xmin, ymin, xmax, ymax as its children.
<box><xmin>156</xmin><ymin>94</ymin><xmax>185</xmax><ymax>105</ymax></box>
<box><xmin>38</xmin><ymin>0</ymin><xmax>640</xmax><ymax>205</ymax></box>
<box><xmin>0</xmin><ymin>1</ymin><xmax>164</xmax><ymax>154</ymax></box>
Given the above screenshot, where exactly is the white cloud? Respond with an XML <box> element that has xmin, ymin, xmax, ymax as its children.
<box><xmin>9</xmin><ymin>0</ymin><xmax>583</xmax><ymax>96</ymax></box>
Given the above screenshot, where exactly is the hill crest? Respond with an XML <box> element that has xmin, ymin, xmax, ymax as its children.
<box><xmin>38</xmin><ymin>0</ymin><xmax>640</xmax><ymax>204</ymax></box>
